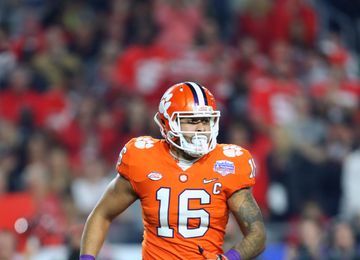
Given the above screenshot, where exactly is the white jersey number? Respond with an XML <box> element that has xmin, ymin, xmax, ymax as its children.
<box><xmin>156</xmin><ymin>188</ymin><xmax>210</xmax><ymax>238</ymax></box>
<box><xmin>248</xmin><ymin>158</ymin><xmax>256</xmax><ymax>178</ymax></box>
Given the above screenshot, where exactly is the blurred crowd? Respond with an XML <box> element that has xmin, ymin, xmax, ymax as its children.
<box><xmin>0</xmin><ymin>0</ymin><xmax>359</xmax><ymax>259</ymax></box>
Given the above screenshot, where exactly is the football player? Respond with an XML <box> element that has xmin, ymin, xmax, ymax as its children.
<box><xmin>80</xmin><ymin>82</ymin><xmax>266</xmax><ymax>260</ymax></box>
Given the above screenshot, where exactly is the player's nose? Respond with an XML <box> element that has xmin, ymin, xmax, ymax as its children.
<box><xmin>195</xmin><ymin>122</ymin><xmax>208</xmax><ymax>132</ymax></box>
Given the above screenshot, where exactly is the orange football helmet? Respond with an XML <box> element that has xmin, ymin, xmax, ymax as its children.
<box><xmin>154</xmin><ymin>82</ymin><xmax>220</xmax><ymax>157</ymax></box>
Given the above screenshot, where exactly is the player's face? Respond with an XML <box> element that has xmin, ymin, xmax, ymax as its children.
<box><xmin>179</xmin><ymin>117</ymin><xmax>211</xmax><ymax>142</ymax></box>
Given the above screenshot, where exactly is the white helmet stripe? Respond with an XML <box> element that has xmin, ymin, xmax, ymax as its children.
<box><xmin>186</xmin><ymin>81</ymin><xmax>206</xmax><ymax>106</ymax></box>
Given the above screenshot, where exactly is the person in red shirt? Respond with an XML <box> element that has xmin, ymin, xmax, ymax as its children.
<box><xmin>0</xmin><ymin>66</ymin><xmax>42</xmax><ymax>126</ymax></box>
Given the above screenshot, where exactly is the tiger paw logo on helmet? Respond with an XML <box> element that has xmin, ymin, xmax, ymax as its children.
<box><xmin>223</xmin><ymin>145</ymin><xmax>243</xmax><ymax>157</ymax></box>
<box><xmin>159</xmin><ymin>91</ymin><xmax>173</xmax><ymax>119</ymax></box>
<box><xmin>135</xmin><ymin>137</ymin><xmax>155</xmax><ymax>149</ymax></box>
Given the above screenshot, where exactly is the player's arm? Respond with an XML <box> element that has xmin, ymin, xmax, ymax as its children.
<box><xmin>227</xmin><ymin>187</ymin><xmax>266</xmax><ymax>259</ymax></box>
<box><xmin>80</xmin><ymin>175</ymin><xmax>138</xmax><ymax>257</ymax></box>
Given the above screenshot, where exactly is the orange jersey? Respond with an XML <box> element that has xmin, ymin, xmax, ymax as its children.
<box><xmin>116</xmin><ymin>136</ymin><xmax>256</xmax><ymax>260</ymax></box>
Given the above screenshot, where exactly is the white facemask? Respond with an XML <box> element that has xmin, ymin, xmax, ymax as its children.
<box><xmin>180</xmin><ymin>134</ymin><xmax>209</xmax><ymax>157</ymax></box>
<box><xmin>154</xmin><ymin>110</ymin><xmax>220</xmax><ymax>158</ymax></box>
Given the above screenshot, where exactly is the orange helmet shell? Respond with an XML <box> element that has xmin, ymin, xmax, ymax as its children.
<box><xmin>158</xmin><ymin>82</ymin><xmax>218</xmax><ymax>134</ymax></box>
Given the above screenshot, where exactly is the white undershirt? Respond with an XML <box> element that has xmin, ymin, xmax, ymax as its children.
<box><xmin>169</xmin><ymin>150</ymin><xmax>199</xmax><ymax>171</ymax></box>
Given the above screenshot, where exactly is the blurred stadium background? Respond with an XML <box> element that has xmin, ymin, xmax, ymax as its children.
<box><xmin>0</xmin><ymin>0</ymin><xmax>359</xmax><ymax>259</ymax></box>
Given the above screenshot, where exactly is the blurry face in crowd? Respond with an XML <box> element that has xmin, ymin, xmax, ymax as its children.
<box><xmin>299</xmin><ymin>218</ymin><xmax>323</xmax><ymax>249</ymax></box>
<box><xmin>10</xmin><ymin>67</ymin><xmax>31</xmax><ymax>93</ymax></box>
<box><xmin>0</xmin><ymin>230</ymin><xmax>16</xmax><ymax>259</ymax></box>
<box><xmin>333</xmin><ymin>222</ymin><xmax>355</xmax><ymax>250</ymax></box>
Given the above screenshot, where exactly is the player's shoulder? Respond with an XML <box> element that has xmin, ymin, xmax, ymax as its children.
<box><xmin>211</xmin><ymin>143</ymin><xmax>256</xmax><ymax>188</ymax></box>
<box><xmin>213</xmin><ymin>143</ymin><xmax>252</xmax><ymax>160</ymax></box>
<box><xmin>118</xmin><ymin>136</ymin><xmax>163</xmax><ymax>163</ymax></box>
<box><xmin>116</xmin><ymin>136</ymin><xmax>164</xmax><ymax>180</ymax></box>
<box><xmin>125</xmin><ymin>136</ymin><xmax>162</xmax><ymax>150</ymax></box>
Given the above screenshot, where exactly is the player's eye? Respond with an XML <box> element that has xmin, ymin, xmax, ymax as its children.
<box><xmin>180</xmin><ymin>117</ymin><xmax>211</xmax><ymax>125</ymax></box>
<box><xmin>189</xmin><ymin>118</ymin><xmax>210</xmax><ymax>124</ymax></box>
<box><xmin>200</xmin><ymin>118</ymin><xmax>211</xmax><ymax>124</ymax></box>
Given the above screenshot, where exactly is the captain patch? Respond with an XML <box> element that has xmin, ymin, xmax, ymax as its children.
<box><xmin>213</xmin><ymin>160</ymin><xmax>235</xmax><ymax>176</ymax></box>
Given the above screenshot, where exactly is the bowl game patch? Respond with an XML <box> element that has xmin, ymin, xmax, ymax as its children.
<box><xmin>213</xmin><ymin>160</ymin><xmax>235</xmax><ymax>176</ymax></box>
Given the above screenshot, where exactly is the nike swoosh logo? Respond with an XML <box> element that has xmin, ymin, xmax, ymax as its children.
<box><xmin>203</xmin><ymin>178</ymin><xmax>218</xmax><ymax>184</ymax></box>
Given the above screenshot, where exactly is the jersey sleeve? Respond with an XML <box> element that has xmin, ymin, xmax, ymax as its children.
<box><xmin>115</xmin><ymin>138</ymin><xmax>136</xmax><ymax>181</ymax></box>
<box><xmin>115</xmin><ymin>136</ymin><xmax>157</xmax><ymax>193</ymax></box>
<box><xmin>223</xmin><ymin>148</ymin><xmax>256</xmax><ymax>197</ymax></box>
